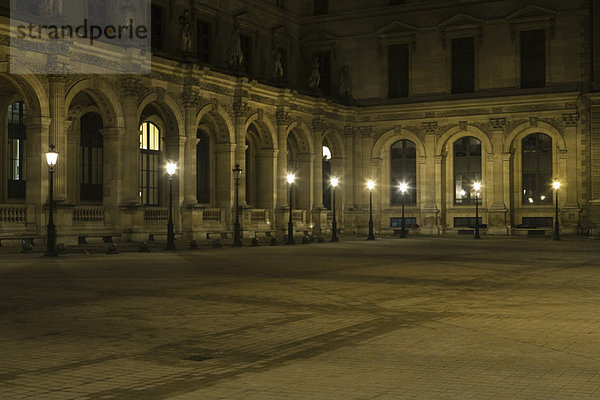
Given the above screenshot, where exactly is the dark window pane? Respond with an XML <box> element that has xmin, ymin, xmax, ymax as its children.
<box><xmin>521</xmin><ymin>133</ymin><xmax>552</xmax><ymax>205</ymax></box>
<box><xmin>452</xmin><ymin>37</ymin><xmax>474</xmax><ymax>94</ymax></box>
<box><xmin>521</xmin><ymin>29</ymin><xmax>545</xmax><ymax>88</ymax></box>
<box><xmin>151</xmin><ymin>5</ymin><xmax>163</xmax><ymax>50</ymax></box>
<box><xmin>139</xmin><ymin>122</ymin><xmax>162</xmax><ymax>206</ymax></box>
<box><xmin>323</xmin><ymin>157</ymin><xmax>332</xmax><ymax>209</ymax></box>
<box><xmin>240</xmin><ymin>34</ymin><xmax>252</xmax><ymax>73</ymax></box>
<box><xmin>7</xmin><ymin>102</ymin><xmax>26</xmax><ymax>199</ymax></box>
<box><xmin>196</xmin><ymin>130</ymin><xmax>210</xmax><ymax>203</ymax></box>
<box><xmin>388</xmin><ymin>44</ymin><xmax>409</xmax><ymax>98</ymax></box>
<box><xmin>80</xmin><ymin>112</ymin><xmax>103</xmax><ymax>202</ymax></box>
<box><xmin>312</xmin><ymin>51</ymin><xmax>331</xmax><ymax>95</ymax></box>
<box><xmin>197</xmin><ymin>20</ymin><xmax>211</xmax><ymax>63</ymax></box>
<box><xmin>314</xmin><ymin>0</ymin><xmax>328</xmax><ymax>15</ymax></box>
<box><xmin>390</xmin><ymin>140</ymin><xmax>417</xmax><ymax>205</ymax></box>
<box><xmin>453</xmin><ymin>136</ymin><xmax>481</xmax><ymax>205</ymax></box>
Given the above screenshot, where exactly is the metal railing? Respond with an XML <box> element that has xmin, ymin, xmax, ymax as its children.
<box><xmin>0</xmin><ymin>204</ymin><xmax>26</xmax><ymax>223</ymax></box>
<box><xmin>73</xmin><ymin>206</ymin><xmax>105</xmax><ymax>223</ymax></box>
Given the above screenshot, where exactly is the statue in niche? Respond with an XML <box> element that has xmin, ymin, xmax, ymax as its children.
<box><xmin>339</xmin><ymin>65</ymin><xmax>353</xmax><ymax>101</ymax></box>
<box><xmin>228</xmin><ymin>23</ymin><xmax>244</xmax><ymax>67</ymax></box>
<box><xmin>308</xmin><ymin>56</ymin><xmax>320</xmax><ymax>90</ymax></box>
<box><xmin>39</xmin><ymin>0</ymin><xmax>62</xmax><ymax>16</ymax></box>
<box><xmin>272</xmin><ymin>46</ymin><xmax>284</xmax><ymax>80</ymax></box>
<box><xmin>179</xmin><ymin>10</ymin><xmax>193</xmax><ymax>54</ymax></box>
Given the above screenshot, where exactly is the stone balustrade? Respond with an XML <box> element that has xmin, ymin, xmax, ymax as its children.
<box><xmin>144</xmin><ymin>207</ymin><xmax>168</xmax><ymax>222</ymax></box>
<box><xmin>73</xmin><ymin>206</ymin><xmax>105</xmax><ymax>223</ymax></box>
<box><xmin>202</xmin><ymin>208</ymin><xmax>222</xmax><ymax>222</ymax></box>
<box><xmin>0</xmin><ymin>204</ymin><xmax>26</xmax><ymax>223</ymax></box>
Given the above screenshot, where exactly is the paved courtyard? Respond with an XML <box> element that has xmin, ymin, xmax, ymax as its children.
<box><xmin>1</xmin><ymin>237</ymin><xmax>600</xmax><ymax>399</ymax></box>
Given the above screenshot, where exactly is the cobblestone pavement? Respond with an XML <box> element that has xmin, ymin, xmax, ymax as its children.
<box><xmin>1</xmin><ymin>237</ymin><xmax>600</xmax><ymax>399</ymax></box>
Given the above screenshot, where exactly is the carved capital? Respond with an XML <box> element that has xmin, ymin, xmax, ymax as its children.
<box><xmin>311</xmin><ymin>118</ymin><xmax>326</xmax><ymax>132</ymax></box>
<box><xmin>276</xmin><ymin>109</ymin><xmax>291</xmax><ymax>125</ymax></box>
<box><xmin>529</xmin><ymin>116</ymin><xmax>538</xmax><ymax>128</ymax></box>
<box><xmin>489</xmin><ymin>117</ymin><xmax>506</xmax><ymax>130</ymax></box>
<box><xmin>232</xmin><ymin>101</ymin><xmax>250</xmax><ymax>118</ymax></box>
<box><xmin>182</xmin><ymin>91</ymin><xmax>203</xmax><ymax>108</ymax></box>
<box><xmin>422</xmin><ymin>121</ymin><xmax>438</xmax><ymax>134</ymax></box>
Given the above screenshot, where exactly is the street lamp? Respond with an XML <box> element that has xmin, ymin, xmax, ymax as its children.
<box><xmin>553</xmin><ymin>180</ymin><xmax>561</xmax><ymax>241</ymax></box>
<box><xmin>330</xmin><ymin>177</ymin><xmax>339</xmax><ymax>242</ymax></box>
<box><xmin>233</xmin><ymin>163</ymin><xmax>243</xmax><ymax>247</ymax></box>
<box><xmin>166</xmin><ymin>162</ymin><xmax>177</xmax><ymax>250</ymax></box>
<box><xmin>398</xmin><ymin>182</ymin><xmax>408</xmax><ymax>238</ymax></box>
<box><xmin>44</xmin><ymin>145</ymin><xmax>58</xmax><ymax>257</ymax></box>
<box><xmin>473</xmin><ymin>181</ymin><xmax>481</xmax><ymax>240</ymax></box>
<box><xmin>367</xmin><ymin>180</ymin><xmax>375</xmax><ymax>241</ymax></box>
<box><xmin>287</xmin><ymin>173</ymin><xmax>296</xmax><ymax>245</ymax></box>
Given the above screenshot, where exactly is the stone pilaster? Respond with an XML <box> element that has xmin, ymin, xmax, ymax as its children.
<box><xmin>487</xmin><ymin>117</ymin><xmax>509</xmax><ymax>235</ymax></box>
<box><xmin>48</xmin><ymin>75</ymin><xmax>67</xmax><ymax>202</ymax></box>
<box><xmin>24</xmin><ymin>116</ymin><xmax>51</xmax><ymax>232</ymax></box>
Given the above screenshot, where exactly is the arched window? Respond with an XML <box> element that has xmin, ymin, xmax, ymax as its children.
<box><xmin>322</xmin><ymin>145</ymin><xmax>332</xmax><ymax>209</ymax></box>
<box><xmin>522</xmin><ymin>133</ymin><xmax>552</xmax><ymax>205</ymax></box>
<box><xmin>196</xmin><ymin>129</ymin><xmax>210</xmax><ymax>204</ymax></box>
<box><xmin>139</xmin><ymin>122</ymin><xmax>162</xmax><ymax>206</ymax></box>
<box><xmin>454</xmin><ymin>136</ymin><xmax>481</xmax><ymax>205</ymax></box>
<box><xmin>80</xmin><ymin>112</ymin><xmax>103</xmax><ymax>202</ymax></box>
<box><xmin>7</xmin><ymin>101</ymin><xmax>26</xmax><ymax>199</ymax></box>
<box><xmin>390</xmin><ymin>139</ymin><xmax>416</xmax><ymax>205</ymax></box>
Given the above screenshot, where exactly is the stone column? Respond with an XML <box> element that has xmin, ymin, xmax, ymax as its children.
<box><xmin>24</xmin><ymin>116</ymin><xmax>51</xmax><ymax>232</ymax></box>
<box><xmin>275</xmin><ymin>111</ymin><xmax>290</xmax><ymax>210</ymax></box>
<box><xmin>164</xmin><ymin>135</ymin><xmax>187</xmax><ymax>229</ymax></box>
<box><xmin>343</xmin><ymin>126</ymin><xmax>354</xmax><ymax>210</ymax></box>
<box><xmin>120</xmin><ymin>94</ymin><xmax>141</xmax><ymax>206</ymax></box>
<box><xmin>233</xmin><ymin>102</ymin><xmax>248</xmax><ymax>206</ymax></box>
<box><xmin>422</xmin><ymin>130</ymin><xmax>440</xmax><ymax>235</ymax></box>
<box><xmin>101</xmin><ymin>127</ymin><xmax>125</xmax><ymax>229</ymax></box>
<box><xmin>258</xmin><ymin>149</ymin><xmax>277</xmax><ymax>212</ymax></box>
<box><xmin>487</xmin><ymin>118</ymin><xmax>509</xmax><ymax>235</ymax></box>
<box><xmin>65</xmin><ymin>120</ymin><xmax>77</xmax><ymax>205</ymax></box>
<box><xmin>371</xmin><ymin>157</ymin><xmax>383</xmax><ymax>234</ymax></box>
<box><xmin>48</xmin><ymin>75</ymin><xmax>67</xmax><ymax>202</ymax></box>
<box><xmin>561</xmin><ymin>113</ymin><xmax>581</xmax><ymax>233</ymax></box>
<box><xmin>183</xmin><ymin>105</ymin><xmax>198</xmax><ymax>205</ymax></box>
<box><xmin>311</xmin><ymin>125</ymin><xmax>324</xmax><ymax>209</ymax></box>
<box><xmin>297</xmin><ymin>152</ymin><xmax>314</xmax><ymax>212</ymax></box>
<box><xmin>214</xmin><ymin>143</ymin><xmax>235</xmax><ymax>228</ymax></box>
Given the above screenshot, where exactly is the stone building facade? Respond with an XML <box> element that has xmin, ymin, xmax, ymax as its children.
<box><xmin>0</xmin><ymin>0</ymin><xmax>597</xmax><ymax>244</ymax></box>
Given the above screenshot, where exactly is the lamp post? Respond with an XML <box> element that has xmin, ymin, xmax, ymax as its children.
<box><xmin>44</xmin><ymin>145</ymin><xmax>58</xmax><ymax>257</ymax></box>
<box><xmin>473</xmin><ymin>181</ymin><xmax>481</xmax><ymax>240</ymax></box>
<box><xmin>330</xmin><ymin>177</ymin><xmax>339</xmax><ymax>242</ymax></box>
<box><xmin>398</xmin><ymin>182</ymin><xmax>408</xmax><ymax>238</ymax></box>
<box><xmin>553</xmin><ymin>180</ymin><xmax>561</xmax><ymax>241</ymax></box>
<box><xmin>287</xmin><ymin>173</ymin><xmax>296</xmax><ymax>245</ymax></box>
<box><xmin>233</xmin><ymin>163</ymin><xmax>243</xmax><ymax>247</ymax></box>
<box><xmin>166</xmin><ymin>162</ymin><xmax>177</xmax><ymax>250</ymax></box>
<box><xmin>367</xmin><ymin>180</ymin><xmax>375</xmax><ymax>241</ymax></box>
